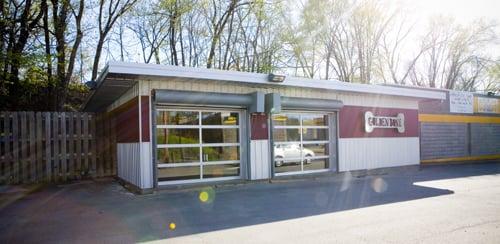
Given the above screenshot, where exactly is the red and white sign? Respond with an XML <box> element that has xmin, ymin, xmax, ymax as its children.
<box><xmin>364</xmin><ymin>111</ymin><xmax>405</xmax><ymax>133</ymax></box>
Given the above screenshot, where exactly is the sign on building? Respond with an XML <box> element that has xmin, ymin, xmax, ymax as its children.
<box><xmin>475</xmin><ymin>97</ymin><xmax>500</xmax><ymax>114</ymax></box>
<box><xmin>364</xmin><ymin>111</ymin><xmax>405</xmax><ymax>133</ymax></box>
<box><xmin>449</xmin><ymin>91</ymin><xmax>473</xmax><ymax>114</ymax></box>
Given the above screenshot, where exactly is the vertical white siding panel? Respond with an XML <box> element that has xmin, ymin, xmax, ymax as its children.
<box><xmin>140</xmin><ymin>142</ymin><xmax>153</xmax><ymax>189</ymax></box>
<box><xmin>250</xmin><ymin>140</ymin><xmax>270</xmax><ymax>180</ymax></box>
<box><xmin>339</xmin><ymin>137</ymin><xmax>420</xmax><ymax>171</ymax></box>
<box><xmin>117</xmin><ymin>143</ymin><xmax>141</xmax><ymax>187</ymax></box>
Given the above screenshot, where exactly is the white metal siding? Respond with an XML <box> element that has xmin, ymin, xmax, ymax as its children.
<box><xmin>117</xmin><ymin>142</ymin><xmax>153</xmax><ymax>189</ymax></box>
<box><xmin>250</xmin><ymin>140</ymin><xmax>271</xmax><ymax>180</ymax></box>
<box><xmin>140</xmin><ymin>80</ymin><xmax>418</xmax><ymax>109</ymax></box>
<box><xmin>139</xmin><ymin>142</ymin><xmax>153</xmax><ymax>188</ymax></box>
<box><xmin>338</xmin><ymin>137</ymin><xmax>420</xmax><ymax>171</ymax></box>
<box><xmin>117</xmin><ymin>143</ymin><xmax>141</xmax><ymax>186</ymax></box>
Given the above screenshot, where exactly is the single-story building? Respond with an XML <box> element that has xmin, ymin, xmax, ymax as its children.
<box><xmin>83</xmin><ymin>62</ymin><xmax>446</xmax><ymax>192</ymax></box>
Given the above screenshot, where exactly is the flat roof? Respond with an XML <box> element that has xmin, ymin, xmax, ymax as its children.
<box><xmin>83</xmin><ymin>62</ymin><xmax>447</xmax><ymax>111</ymax></box>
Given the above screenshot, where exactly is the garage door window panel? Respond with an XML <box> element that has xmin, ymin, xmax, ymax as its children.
<box><xmin>202</xmin><ymin>112</ymin><xmax>240</xmax><ymax>125</ymax></box>
<box><xmin>203</xmin><ymin>164</ymin><xmax>240</xmax><ymax>178</ymax></box>
<box><xmin>202</xmin><ymin>146</ymin><xmax>240</xmax><ymax>162</ymax></box>
<box><xmin>157</xmin><ymin>147</ymin><xmax>200</xmax><ymax>164</ymax></box>
<box><xmin>157</xmin><ymin>166</ymin><xmax>200</xmax><ymax>181</ymax></box>
<box><xmin>202</xmin><ymin>128</ymin><xmax>239</xmax><ymax>144</ymax></box>
<box><xmin>156</xmin><ymin>128</ymin><xmax>199</xmax><ymax>144</ymax></box>
<box><xmin>157</xmin><ymin>111</ymin><xmax>199</xmax><ymax>125</ymax></box>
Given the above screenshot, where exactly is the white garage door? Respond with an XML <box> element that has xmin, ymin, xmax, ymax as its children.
<box><xmin>155</xmin><ymin>108</ymin><xmax>244</xmax><ymax>185</ymax></box>
<box><xmin>271</xmin><ymin>112</ymin><xmax>336</xmax><ymax>176</ymax></box>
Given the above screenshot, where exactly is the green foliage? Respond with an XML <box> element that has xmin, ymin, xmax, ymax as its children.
<box><xmin>64</xmin><ymin>81</ymin><xmax>90</xmax><ymax>111</ymax></box>
<box><xmin>485</xmin><ymin>62</ymin><xmax>500</xmax><ymax>92</ymax></box>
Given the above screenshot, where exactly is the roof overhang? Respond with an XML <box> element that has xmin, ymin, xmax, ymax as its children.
<box><xmin>83</xmin><ymin>62</ymin><xmax>447</xmax><ymax>111</ymax></box>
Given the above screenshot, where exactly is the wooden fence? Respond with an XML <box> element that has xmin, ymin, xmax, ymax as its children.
<box><xmin>0</xmin><ymin>112</ymin><xmax>116</xmax><ymax>184</ymax></box>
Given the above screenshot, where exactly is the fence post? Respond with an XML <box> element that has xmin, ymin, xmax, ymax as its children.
<box><xmin>20</xmin><ymin>112</ymin><xmax>28</xmax><ymax>183</ymax></box>
<box><xmin>90</xmin><ymin>113</ymin><xmax>97</xmax><ymax>177</ymax></box>
<box><xmin>60</xmin><ymin>113</ymin><xmax>67</xmax><ymax>181</ymax></box>
<box><xmin>12</xmin><ymin>112</ymin><xmax>19</xmax><ymax>184</ymax></box>
<box><xmin>36</xmin><ymin>112</ymin><xmax>43</xmax><ymax>182</ymax></box>
<box><xmin>44</xmin><ymin>112</ymin><xmax>52</xmax><ymax>182</ymax></box>
<box><xmin>83</xmin><ymin>113</ymin><xmax>90</xmax><ymax>175</ymax></box>
<box><xmin>2</xmin><ymin>112</ymin><xmax>12</xmax><ymax>183</ymax></box>
<box><xmin>75</xmin><ymin>113</ymin><xmax>82</xmax><ymax>179</ymax></box>
<box><xmin>67</xmin><ymin>112</ymin><xmax>74</xmax><ymax>180</ymax></box>
<box><xmin>28</xmin><ymin>112</ymin><xmax>36</xmax><ymax>183</ymax></box>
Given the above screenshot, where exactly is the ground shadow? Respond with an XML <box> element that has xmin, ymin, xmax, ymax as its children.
<box><xmin>0</xmin><ymin>162</ymin><xmax>499</xmax><ymax>243</ymax></box>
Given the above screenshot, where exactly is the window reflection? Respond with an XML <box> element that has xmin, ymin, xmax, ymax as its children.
<box><xmin>158</xmin><ymin>167</ymin><xmax>200</xmax><ymax>181</ymax></box>
<box><xmin>203</xmin><ymin>164</ymin><xmax>240</xmax><ymax>178</ymax></box>
<box><xmin>272</xmin><ymin>114</ymin><xmax>300</xmax><ymax>126</ymax></box>
<box><xmin>202</xmin><ymin>128</ymin><xmax>239</xmax><ymax>143</ymax></box>
<box><xmin>302</xmin><ymin>114</ymin><xmax>328</xmax><ymax>126</ymax></box>
<box><xmin>202</xmin><ymin>112</ymin><xmax>239</xmax><ymax>125</ymax></box>
<box><xmin>272</xmin><ymin>128</ymin><xmax>300</xmax><ymax>142</ymax></box>
<box><xmin>157</xmin><ymin>147</ymin><xmax>200</xmax><ymax>164</ymax></box>
<box><xmin>202</xmin><ymin>146</ymin><xmax>239</xmax><ymax>161</ymax></box>
<box><xmin>302</xmin><ymin>128</ymin><xmax>328</xmax><ymax>141</ymax></box>
<box><xmin>157</xmin><ymin>111</ymin><xmax>198</xmax><ymax>125</ymax></box>
<box><xmin>157</xmin><ymin>128</ymin><xmax>199</xmax><ymax>144</ymax></box>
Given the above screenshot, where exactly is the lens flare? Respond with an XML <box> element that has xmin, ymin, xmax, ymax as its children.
<box><xmin>198</xmin><ymin>187</ymin><xmax>215</xmax><ymax>204</ymax></box>
<box><xmin>169</xmin><ymin>222</ymin><xmax>176</xmax><ymax>230</ymax></box>
<box><xmin>371</xmin><ymin>177</ymin><xmax>388</xmax><ymax>193</ymax></box>
<box><xmin>199</xmin><ymin>191</ymin><xmax>209</xmax><ymax>202</ymax></box>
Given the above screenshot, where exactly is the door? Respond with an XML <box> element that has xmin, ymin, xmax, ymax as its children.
<box><xmin>271</xmin><ymin>111</ymin><xmax>336</xmax><ymax>176</ymax></box>
<box><xmin>155</xmin><ymin>108</ymin><xmax>245</xmax><ymax>185</ymax></box>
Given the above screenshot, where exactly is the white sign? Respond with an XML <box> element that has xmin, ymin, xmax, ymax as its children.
<box><xmin>449</xmin><ymin>91</ymin><xmax>473</xmax><ymax>114</ymax></box>
<box><xmin>364</xmin><ymin>111</ymin><xmax>405</xmax><ymax>133</ymax></box>
<box><xmin>476</xmin><ymin>97</ymin><xmax>499</xmax><ymax>114</ymax></box>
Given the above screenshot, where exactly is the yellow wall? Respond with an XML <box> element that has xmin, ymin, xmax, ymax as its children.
<box><xmin>419</xmin><ymin>114</ymin><xmax>500</xmax><ymax>124</ymax></box>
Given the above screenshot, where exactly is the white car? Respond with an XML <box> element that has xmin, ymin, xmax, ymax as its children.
<box><xmin>274</xmin><ymin>144</ymin><xmax>315</xmax><ymax>167</ymax></box>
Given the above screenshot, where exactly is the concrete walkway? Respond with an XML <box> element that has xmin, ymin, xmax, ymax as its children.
<box><xmin>1</xmin><ymin>163</ymin><xmax>500</xmax><ymax>243</ymax></box>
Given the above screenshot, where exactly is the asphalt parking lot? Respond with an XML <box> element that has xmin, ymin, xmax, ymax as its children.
<box><xmin>1</xmin><ymin>162</ymin><xmax>500</xmax><ymax>243</ymax></box>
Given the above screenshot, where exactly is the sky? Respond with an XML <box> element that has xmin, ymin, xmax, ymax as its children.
<box><xmin>407</xmin><ymin>0</ymin><xmax>500</xmax><ymax>23</ymax></box>
<box><xmin>394</xmin><ymin>0</ymin><xmax>500</xmax><ymax>55</ymax></box>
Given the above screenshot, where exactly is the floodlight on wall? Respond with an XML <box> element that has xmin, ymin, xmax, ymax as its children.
<box><xmin>268</xmin><ymin>73</ymin><xmax>286</xmax><ymax>83</ymax></box>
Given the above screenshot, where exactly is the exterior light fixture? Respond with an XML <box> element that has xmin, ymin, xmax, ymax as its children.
<box><xmin>85</xmin><ymin>80</ymin><xmax>97</xmax><ymax>90</ymax></box>
<box><xmin>268</xmin><ymin>73</ymin><xmax>286</xmax><ymax>83</ymax></box>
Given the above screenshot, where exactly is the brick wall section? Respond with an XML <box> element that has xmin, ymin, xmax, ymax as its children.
<box><xmin>471</xmin><ymin>123</ymin><xmax>500</xmax><ymax>155</ymax></box>
<box><xmin>420</xmin><ymin>123</ymin><xmax>469</xmax><ymax>160</ymax></box>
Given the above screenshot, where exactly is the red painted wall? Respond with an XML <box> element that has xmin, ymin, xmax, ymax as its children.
<box><xmin>112</xmin><ymin>96</ymin><xmax>151</xmax><ymax>143</ymax></box>
<box><xmin>339</xmin><ymin>105</ymin><xmax>418</xmax><ymax>138</ymax></box>
<box><xmin>114</xmin><ymin>98</ymin><xmax>140</xmax><ymax>143</ymax></box>
<box><xmin>250</xmin><ymin>113</ymin><xmax>268</xmax><ymax>140</ymax></box>
<box><xmin>141</xmin><ymin>96</ymin><xmax>150</xmax><ymax>142</ymax></box>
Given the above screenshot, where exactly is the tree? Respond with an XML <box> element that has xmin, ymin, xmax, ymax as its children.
<box><xmin>0</xmin><ymin>0</ymin><xmax>43</xmax><ymax>109</ymax></box>
<box><xmin>409</xmin><ymin>17</ymin><xmax>497</xmax><ymax>90</ymax></box>
<box><xmin>205</xmin><ymin>0</ymin><xmax>249</xmax><ymax>69</ymax></box>
<box><xmin>91</xmin><ymin>0</ymin><xmax>139</xmax><ymax>81</ymax></box>
<box><xmin>48</xmin><ymin>0</ymin><xmax>85</xmax><ymax>109</ymax></box>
